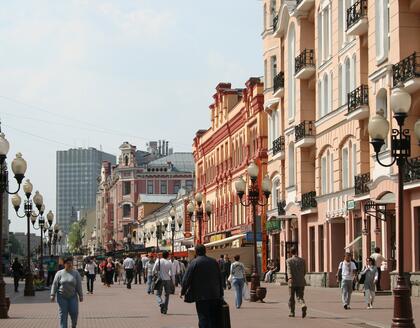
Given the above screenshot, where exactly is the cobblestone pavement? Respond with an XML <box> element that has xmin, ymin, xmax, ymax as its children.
<box><xmin>1</xmin><ymin>277</ymin><xmax>419</xmax><ymax>328</ymax></box>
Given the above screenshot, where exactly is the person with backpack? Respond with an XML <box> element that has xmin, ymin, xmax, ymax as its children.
<box><xmin>338</xmin><ymin>252</ymin><xmax>357</xmax><ymax>309</ymax></box>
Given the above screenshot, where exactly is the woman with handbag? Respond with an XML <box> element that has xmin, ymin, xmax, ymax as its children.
<box><xmin>230</xmin><ymin>255</ymin><xmax>246</xmax><ymax>309</ymax></box>
<box><xmin>360</xmin><ymin>258</ymin><xmax>378</xmax><ymax>309</ymax></box>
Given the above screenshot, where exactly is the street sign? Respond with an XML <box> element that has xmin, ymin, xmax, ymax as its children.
<box><xmin>245</xmin><ymin>232</ymin><xmax>262</xmax><ymax>242</ymax></box>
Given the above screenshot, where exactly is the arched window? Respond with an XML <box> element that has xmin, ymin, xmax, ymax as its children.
<box><xmin>345</xmin><ymin>58</ymin><xmax>351</xmax><ymax>98</ymax></box>
<box><xmin>272</xmin><ymin>177</ymin><xmax>280</xmax><ymax>209</ymax></box>
<box><xmin>323</xmin><ymin>73</ymin><xmax>328</xmax><ymax>116</ymax></box>
<box><xmin>318</xmin><ymin>79</ymin><xmax>323</xmax><ymax>118</ymax></box>
<box><xmin>288</xmin><ymin>24</ymin><xmax>296</xmax><ymax>121</ymax></box>
<box><xmin>124</xmin><ymin>155</ymin><xmax>129</xmax><ymax>166</ymax></box>
<box><xmin>338</xmin><ymin>64</ymin><xmax>343</xmax><ymax>105</ymax></box>
<box><xmin>288</xmin><ymin>143</ymin><xmax>295</xmax><ymax>186</ymax></box>
<box><xmin>318</xmin><ymin>1</ymin><xmax>332</xmax><ymax>63</ymax></box>
<box><xmin>329</xmin><ymin>71</ymin><xmax>333</xmax><ymax>113</ymax></box>
<box><xmin>377</xmin><ymin>89</ymin><xmax>388</xmax><ymax>150</ymax></box>
<box><xmin>375</xmin><ymin>0</ymin><xmax>389</xmax><ymax>62</ymax></box>
<box><xmin>342</xmin><ymin>147</ymin><xmax>349</xmax><ymax>189</ymax></box>
<box><xmin>123</xmin><ymin>204</ymin><xmax>131</xmax><ymax>218</ymax></box>
<box><xmin>351</xmin><ymin>54</ymin><xmax>356</xmax><ymax>91</ymax></box>
<box><xmin>321</xmin><ymin>149</ymin><xmax>334</xmax><ymax>194</ymax></box>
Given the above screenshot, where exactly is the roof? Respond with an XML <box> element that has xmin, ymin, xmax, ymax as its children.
<box><xmin>138</xmin><ymin>194</ymin><xmax>177</xmax><ymax>204</ymax></box>
<box><xmin>148</xmin><ymin>152</ymin><xmax>194</xmax><ymax>172</ymax></box>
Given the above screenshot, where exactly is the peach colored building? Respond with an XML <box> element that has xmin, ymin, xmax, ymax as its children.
<box><xmin>193</xmin><ymin>78</ymin><xmax>269</xmax><ymax>268</ymax></box>
<box><xmin>262</xmin><ymin>0</ymin><xmax>420</xmax><ymax>292</ymax></box>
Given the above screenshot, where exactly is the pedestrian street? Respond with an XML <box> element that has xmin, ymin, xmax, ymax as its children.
<box><xmin>2</xmin><ymin>277</ymin><xmax>418</xmax><ymax>328</ymax></box>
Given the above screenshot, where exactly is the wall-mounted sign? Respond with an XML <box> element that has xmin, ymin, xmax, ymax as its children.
<box><xmin>209</xmin><ymin>233</ymin><xmax>226</xmax><ymax>243</ymax></box>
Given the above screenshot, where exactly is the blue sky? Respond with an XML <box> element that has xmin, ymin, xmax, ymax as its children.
<box><xmin>0</xmin><ymin>0</ymin><xmax>263</xmax><ymax>233</ymax></box>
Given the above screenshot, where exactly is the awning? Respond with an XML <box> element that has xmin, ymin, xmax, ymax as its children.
<box><xmin>344</xmin><ymin>236</ymin><xmax>362</xmax><ymax>250</ymax></box>
<box><xmin>204</xmin><ymin>233</ymin><xmax>246</xmax><ymax>247</ymax></box>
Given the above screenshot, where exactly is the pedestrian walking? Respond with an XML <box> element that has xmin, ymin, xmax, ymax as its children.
<box><xmin>11</xmin><ymin>258</ymin><xmax>23</xmax><ymax>292</ymax></box>
<box><xmin>146</xmin><ymin>255</ymin><xmax>156</xmax><ymax>294</ymax></box>
<box><xmin>152</xmin><ymin>251</ymin><xmax>174</xmax><ymax>314</ymax></box>
<box><xmin>134</xmin><ymin>256</ymin><xmax>142</xmax><ymax>284</ymax></box>
<box><xmin>104</xmin><ymin>257</ymin><xmax>115</xmax><ymax>287</ymax></box>
<box><xmin>338</xmin><ymin>252</ymin><xmax>357</xmax><ymax>309</ymax></box>
<box><xmin>171</xmin><ymin>254</ymin><xmax>181</xmax><ymax>288</ymax></box>
<box><xmin>217</xmin><ymin>255</ymin><xmax>226</xmax><ymax>290</ymax></box>
<box><xmin>47</xmin><ymin>255</ymin><xmax>58</xmax><ymax>287</ymax></box>
<box><xmin>141</xmin><ymin>254</ymin><xmax>149</xmax><ymax>283</ymax></box>
<box><xmin>229</xmin><ymin>255</ymin><xmax>246</xmax><ymax>309</ymax></box>
<box><xmin>84</xmin><ymin>258</ymin><xmax>97</xmax><ymax>294</ymax></box>
<box><xmin>224</xmin><ymin>255</ymin><xmax>231</xmax><ymax>290</ymax></box>
<box><xmin>123</xmin><ymin>255</ymin><xmax>135</xmax><ymax>289</ymax></box>
<box><xmin>370</xmin><ymin>247</ymin><xmax>386</xmax><ymax>291</ymax></box>
<box><xmin>50</xmin><ymin>257</ymin><xmax>83</xmax><ymax>328</ymax></box>
<box><xmin>286</xmin><ymin>247</ymin><xmax>307</xmax><ymax>318</ymax></box>
<box><xmin>181</xmin><ymin>244</ymin><xmax>224</xmax><ymax>328</ymax></box>
<box><xmin>115</xmin><ymin>260</ymin><xmax>124</xmax><ymax>284</ymax></box>
<box><xmin>360</xmin><ymin>258</ymin><xmax>378</xmax><ymax>309</ymax></box>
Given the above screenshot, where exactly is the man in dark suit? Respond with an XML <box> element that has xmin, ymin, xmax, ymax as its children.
<box><xmin>286</xmin><ymin>247</ymin><xmax>307</xmax><ymax>318</ymax></box>
<box><xmin>181</xmin><ymin>244</ymin><xmax>223</xmax><ymax>328</ymax></box>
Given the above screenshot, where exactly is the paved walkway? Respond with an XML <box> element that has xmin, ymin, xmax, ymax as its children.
<box><xmin>1</xmin><ymin>277</ymin><xmax>419</xmax><ymax>327</ymax></box>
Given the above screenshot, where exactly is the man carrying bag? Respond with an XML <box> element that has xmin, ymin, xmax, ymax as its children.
<box><xmin>181</xmin><ymin>244</ymin><xmax>230</xmax><ymax>328</ymax></box>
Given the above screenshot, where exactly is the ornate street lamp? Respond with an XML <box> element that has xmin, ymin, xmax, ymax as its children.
<box><xmin>187</xmin><ymin>192</ymin><xmax>212</xmax><ymax>244</ymax></box>
<box><xmin>124</xmin><ymin>233</ymin><xmax>132</xmax><ymax>251</ymax></box>
<box><xmin>235</xmin><ymin>161</ymin><xmax>271</xmax><ymax>303</ymax></box>
<box><xmin>49</xmin><ymin>224</ymin><xmax>62</xmax><ymax>256</ymax></box>
<box><xmin>0</xmin><ymin>132</ymin><xmax>27</xmax><ymax>318</ymax></box>
<box><xmin>151</xmin><ymin>221</ymin><xmax>163</xmax><ymax>253</ymax></box>
<box><xmin>164</xmin><ymin>207</ymin><xmax>183</xmax><ymax>254</ymax></box>
<box><xmin>11</xmin><ymin>183</ymin><xmax>44</xmax><ymax>297</ymax></box>
<box><xmin>367</xmin><ymin>84</ymin><xmax>418</xmax><ymax>328</ymax></box>
<box><xmin>31</xmin><ymin>208</ymin><xmax>54</xmax><ymax>281</ymax></box>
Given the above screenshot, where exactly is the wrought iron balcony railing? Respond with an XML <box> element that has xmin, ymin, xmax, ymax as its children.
<box><xmin>404</xmin><ymin>157</ymin><xmax>420</xmax><ymax>183</ymax></box>
<box><xmin>273</xmin><ymin>71</ymin><xmax>284</xmax><ymax>93</ymax></box>
<box><xmin>295</xmin><ymin>49</ymin><xmax>315</xmax><ymax>75</ymax></box>
<box><xmin>272</xmin><ymin>136</ymin><xmax>285</xmax><ymax>156</ymax></box>
<box><xmin>296</xmin><ymin>0</ymin><xmax>304</xmax><ymax>6</ymax></box>
<box><xmin>392</xmin><ymin>52</ymin><xmax>420</xmax><ymax>87</ymax></box>
<box><xmin>354</xmin><ymin>172</ymin><xmax>370</xmax><ymax>196</ymax></box>
<box><xmin>348</xmin><ymin>85</ymin><xmax>369</xmax><ymax>113</ymax></box>
<box><xmin>277</xmin><ymin>200</ymin><xmax>286</xmax><ymax>216</ymax></box>
<box><xmin>295</xmin><ymin>121</ymin><xmax>314</xmax><ymax>142</ymax></box>
<box><xmin>346</xmin><ymin>0</ymin><xmax>368</xmax><ymax>31</ymax></box>
<box><xmin>273</xmin><ymin>14</ymin><xmax>279</xmax><ymax>31</ymax></box>
<box><xmin>301</xmin><ymin>191</ymin><xmax>317</xmax><ymax>210</ymax></box>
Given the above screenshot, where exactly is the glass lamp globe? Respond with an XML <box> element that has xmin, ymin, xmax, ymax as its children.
<box><xmin>33</xmin><ymin>191</ymin><xmax>43</xmax><ymax>207</ymax></box>
<box><xmin>47</xmin><ymin>210</ymin><xmax>54</xmax><ymax>226</ymax></box>
<box><xmin>23</xmin><ymin>179</ymin><xmax>33</xmax><ymax>195</ymax></box>
<box><xmin>235</xmin><ymin>176</ymin><xmax>246</xmax><ymax>194</ymax></box>
<box><xmin>195</xmin><ymin>192</ymin><xmax>203</xmax><ymax>204</ymax></box>
<box><xmin>169</xmin><ymin>207</ymin><xmax>176</xmax><ymax>218</ymax></box>
<box><xmin>391</xmin><ymin>85</ymin><xmax>412</xmax><ymax>115</ymax></box>
<box><xmin>368</xmin><ymin>110</ymin><xmax>389</xmax><ymax>141</ymax></box>
<box><xmin>11</xmin><ymin>153</ymin><xmax>27</xmax><ymax>176</ymax></box>
<box><xmin>11</xmin><ymin>194</ymin><xmax>22</xmax><ymax>208</ymax></box>
<box><xmin>177</xmin><ymin>217</ymin><xmax>183</xmax><ymax>226</ymax></box>
<box><xmin>262</xmin><ymin>175</ymin><xmax>272</xmax><ymax>193</ymax></box>
<box><xmin>0</xmin><ymin>133</ymin><xmax>10</xmax><ymax>156</ymax></box>
<box><xmin>187</xmin><ymin>201</ymin><xmax>194</xmax><ymax>215</ymax></box>
<box><xmin>30</xmin><ymin>212</ymin><xmax>37</xmax><ymax>224</ymax></box>
<box><xmin>205</xmin><ymin>201</ymin><xmax>212</xmax><ymax>215</ymax></box>
<box><xmin>247</xmin><ymin>161</ymin><xmax>259</xmax><ymax>179</ymax></box>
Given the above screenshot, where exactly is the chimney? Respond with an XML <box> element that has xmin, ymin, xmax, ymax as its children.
<box><xmin>158</xmin><ymin>140</ymin><xmax>162</xmax><ymax>156</ymax></box>
<box><xmin>166</xmin><ymin>141</ymin><xmax>169</xmax><ymax>156</ymax></box>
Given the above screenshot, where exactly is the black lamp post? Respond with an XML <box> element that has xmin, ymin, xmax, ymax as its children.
<box><xmin>124</xmin><ymin>233</ymin><xmax>132</xmax><ymax>251</ymax></box>
<box><xmin>11</xmin><ymin>183</ymin><xmax>44</xmax><ymax>297</ymax></box>
<box><xmin>367</xmin><ymin>84</ymin><xmax>417</xmax><ymax>328</ymax></box>
<box><xmin>235</xmin><ymin>161</ymin><xmax>271</xmax><ymax>303</ymax></box>
<box><xmin>187</xmin><ymin>193</ymin><xmax>212</xmax><ymax>244</ymax></box>
<box><xmin>50</xmin><ymin>224</ymin><xmax>62</xmax><ymax>256</ymax></box>
<box><xmin>151</xmin><ymin>221</ymin><xmax>163</xmax><ymax>253</ymax></box>
<box><xmin>31</xmin><ymin>209</ymin><xmax>54</xmax><ymax>281</ymax></box>
<box><xmin>164</xmin><ymin>207</ymin><xmax>183</xmax><ymax>254</ymax></box>
<box><xmin>0</xmin><ymin>133</ymin><xmax>27</xmax><ymax>318</ymax></box>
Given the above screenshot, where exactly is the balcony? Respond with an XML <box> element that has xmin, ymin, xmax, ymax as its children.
<box><xmin>294</xmin><ymin>121</ymin><xmax>315</xmax><ymax>148</ymax></box>
<box><xmin>346</xmin><ymin>0</ymin><xmax>368</xmax><ymax>36</ymax></box>
<box><xmin>404</xmin><ymin>157</ymin><xmax>420</xmax><ymax>184</ymax></box>
<box><xmin>272</xmin><ymin>14</ymin><xmax>279</xmax><ymax>32</ymax></box>
<box><xmin>301</xmin><ymin>191</ymin><xmax>317</xmax><ymax>212</ymax></box>
<box><xmin>273</xmin><ymin>71</ymin><xmax>285</xmax><ymax>98</ymax></box>
<box><xmin>272</xmin><ymin>136</ymin><xmax>285</xmax><ymax>159</ymax></box>
<box><xmin>346</xmin><ymin>85</ymin><xmax>369</xmax><ymax>121</ymax></box>
<box><xmin>392</xmin><ymin>52</ymin><xmax>420</xmax><ymax>93</ymax></box>
<box><xmin>354</xmin><ymin>172</ymin><xmax>370</xmax><ymax>196</ymax></box>
<box><xmin>295</xmin><ymin>49</ymin><xmax>315</xmax><ymax>79</ymax></box>
<box><xmin>294</xmin><ymin>0</ymin><xmax>315</xmax><ymax>15</ymax></box>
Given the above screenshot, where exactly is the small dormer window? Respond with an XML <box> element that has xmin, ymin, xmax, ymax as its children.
<box><xmin>125</xmin><ymin>155</ymin><xmax>129</xmax><ymax>166</ymax></box>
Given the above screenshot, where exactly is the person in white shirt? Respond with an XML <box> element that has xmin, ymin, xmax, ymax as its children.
<box><xmin>170</xmin><ymin>255</ymin><xmax>181</xmax><ymax>287</ymax></box>
<box><xmin>152</xmin><ymin>251</ymin><xmax>173</xmax><ymax>314</ymax></box>
<box><xmin>141</xmin><ymin>254</ymin><xmax>149</xmax><ymax>284</ymax></box>
<box><xmin>370</xmin><ymin>247</ymin><xmax>386</xmax><ymax>291</ymax></box>
<box><xmin>84</xmin><ymin>258</ymin><xmax>97</xmax><ymax>294</ymax></box>
<box><xmin>146</xmin><ymin>255</ymin><xmax>156</xmax><ymax>294</ymax></box>
<box><xmin>123</xmin><ymin>256</ymin><xmax>135</xmax><ymax>289</ymax></box>
<box><xmin>337</xmin><ymin>252</ymin><xmax>357</xmax><ymax>309</ymax></box>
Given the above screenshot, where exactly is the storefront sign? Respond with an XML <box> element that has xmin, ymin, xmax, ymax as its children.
<box><xmin>246</xmin><ymin>232</ymin><xmax>262</xmax><ymax>242</ymax></box>
<box><xmin>266</xmin><ymin>220</ymin><xmax>281</xmax><ymax>233</ymax></box>
<box><xmin>209</xmin><ymin>233</ymin><xmax>226</xmax><ymax>243</ymax></box>
<box><xmin>347</xmin><ymin>200</ymin><xmax>356</xmax><ymax>210</ymax></box>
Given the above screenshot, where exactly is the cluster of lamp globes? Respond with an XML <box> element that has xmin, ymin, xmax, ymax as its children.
<box><xmin>0</xmin><ymin>131</ymin><xmax>58</xmax><ymax>233</ymax></box>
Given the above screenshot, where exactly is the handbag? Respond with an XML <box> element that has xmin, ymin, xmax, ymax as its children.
<box><xmin>153</xmin><ymin>259</ymin><xmax>162</xmax><ymax>291</ymax></box>
<box><xmin>220</xmin><ymin>299</ymin><xmax>231</xmax><ymax>328</ymax></box>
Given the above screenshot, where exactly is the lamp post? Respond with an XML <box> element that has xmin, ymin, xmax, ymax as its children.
<box><xmin>31</xmin><ymin>209</ymin><xmax>54</xmax><ymax>281</ymax></box>
<box><xmin>0</xmin><ymin>132</ymin><xmax>27</xmax><ymax>318</ymax></box>
<box><xmin>367</xmin><ymin>84</ymin><xmax>417</xmax><ymax>328</ymax></box>
<box><xmin>124</xmin><ymin>233</ymin><xmax>132</xmax><ymax>252</ymax></box>
<box><xmin>235</xmin><ymin>161</ymin><xmax>271</xmax><ymax>303</ymax></box>
<box><xmin>187</xmin><ymin>192</ymin><xmax>212</xmax><ymax>244</ymax></box>
<box><xmin>164</xmin><ymin>207</ymin><xmax>183</xmax><ymax>254</ymax></box>
<box><xmin>49</xmin><ymin>224</ymin><xmax>62</xmax><ymax>256</ymax></box>
<box><xmin>152</xmin><ymin>221</ymin><xmax>163</xmax><ymax>253</ymax></box>
<box><xmin>11</xmin><ymin>184</ymin><xmax>44</xmax><ymax>297</ymax></box>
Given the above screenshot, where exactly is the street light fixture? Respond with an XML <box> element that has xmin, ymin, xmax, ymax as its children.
<box><xmin>164</xmin><ymin>207</ymin><xmax>183</xmax><ymax>254</ymax></box>
<box><xmin>187</xmin><ymin>192</ymin><xmax>212</xmax><ymax>244</ymax></box>
<box><xmin>367</xmin><ymin>84</ymin><xmax>417</xmax><ymax>328</ymax></box>
<box><xmin>235</xmin><ymin>161</ymin><xmax>271</xmax><ymax>303</ymax></box>
<box><xmin>152</xmin><ymin>221</ymin><xmax>163</xmax><ymax>253</ymax></box>
<box><xmin>0</xmin><ymin>132</ymin><xmax>27</xmax><ymax>318</ymax></box>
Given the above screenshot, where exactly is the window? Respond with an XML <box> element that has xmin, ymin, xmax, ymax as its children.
<box><xmin>339</xmin><ymin>0</ymin><xmax>351</xmax><ymax>47</ymax></box>
<box><xmin>350</xmin><ymin>54</ymin><xmax>356</xmax><ymax>91</ymax></box>
<box><xmin>318</xmin><ymin>225</ymin><xmax>324</xmax><ymax>271</ymax></box>
<box><xmin>318</xmin><ymin>80</ymin><xmax>322</xmax><ymax>118</ymax></box>
<box><xmin>264</xmin><ymin>59</ymin><xmax>268</xmax><ymax>89</ymax></box>
<box><xmin>147</xmin><ymin>180</ymin><xmax>154</xmax><ymax>194</ymax></box>
<box><xmin>287</xmin><ymin>24</ymin><xmax>296</xmax><ymax>121</ymax></box>
<box><xmin>329</xmin><ymin>152</ymin><xmax>334</xmax><ymax>193</ymax></box>
<box><xmin>321</xmin><ymin>156</ymin><xmax>327</xmax><ymax>194</ymax></box>
<box><xmin>351</xmin><ymin>142</ymin><xmax>357</xmax><ymax>186</ymax></box>
<box><xmin>160</xmin><ymin>180</ymin><xmax>167</xmax><ymax>194</ymax></box>
<box><xmin>288</xmin><ymin>143</ymin><xmax>295</xmax><ymax>186</ymax></box>
<box><xmin>376</xmin><ymin>89</ymin><xmax>388</xmax><ymax>150</ymax></box>
<box><xmin>342</xmin><ymin>147</ymin><xmax>349</xmax><ymax>189</ymax></box>
<box><xmin>270</xmin><ymin>110</ymin><xmax>279</xmax><ymax>144</ymax></box>
<box><xmin>375</xmin><ymin>0</ymin><xmax>389</xmax><ymax>63</ymax></box>
<box><xmin>123</xmin><ymin>204</ymin><xmax>131</xmax><ymax>218</ymax></box>
<box><xmin>272</xmin><ymin>177</ymin><xmax>280</xmax><ymax>209</ymax></box>
<box><xmin>270</xmin><ymin>0</ymin><xmax>276</xmax><ymax>25</ymax></box>
<box><xmin>270</xmin><ymin>56</ymin><xmax>277</xmax><ymax>88</ymax></box>
<box><xmin>263</xmin><ymin>4</ymin><xmax>267</xmax><ymax>30</ymax></box>
<box><xmin>123</xmin><ymin>181</ymin><xmax>131</xmax><ymax>195</ymax></box>
<box><xmin>323</xmin><ymin>74</ymin><xmax>328</xmax><ymax>115</ymax></box>
<box><xmin>321</xmin><ymin>150</ymin><xmax>334</xmax><ymax>195</ymax></box>
<box><xmin>318</xmin><ymin>1</ymin><xmax>332</xmax><ymax>63</ymax></box>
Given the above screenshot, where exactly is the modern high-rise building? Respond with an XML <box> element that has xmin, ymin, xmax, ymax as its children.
<box><xmin>56</xmin><ymin>147</ymin><xmax>116</xmax><ymax>234</ymax></box>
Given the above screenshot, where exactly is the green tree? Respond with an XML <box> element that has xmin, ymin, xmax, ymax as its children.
<box><xmin>67</xmin><ymin>218</ymin><xmax>86</xmax><ymax>254</ymax></box>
